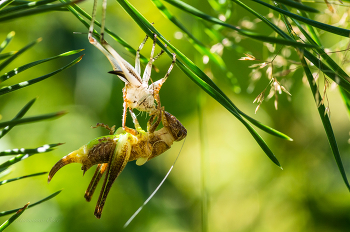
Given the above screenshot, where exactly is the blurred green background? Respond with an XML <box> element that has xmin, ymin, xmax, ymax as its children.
<box><xmin>1</xmin><ymin>0</ymin><xmax>350</xmax><ymax>231</ymax></box>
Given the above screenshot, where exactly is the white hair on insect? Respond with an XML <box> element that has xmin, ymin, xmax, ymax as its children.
<box><xmin>123</xmin><ymin>137</ymin><xmax>187</xmax><ymax>228</ymax></box>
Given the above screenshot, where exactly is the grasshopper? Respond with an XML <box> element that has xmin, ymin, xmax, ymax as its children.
<box><xmin>48</xmin><ymin>108</ymin><xmax>187</xmax><ymax>218</ymax></box>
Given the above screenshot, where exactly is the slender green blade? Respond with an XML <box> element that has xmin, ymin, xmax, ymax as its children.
<box><xmin>0</xmin><ymin>0</ymin><xmax>57</xmax><ymax>15</ymax></box>
<box><xmin>0</xmin><ymin>172</ymin><xmax>47</xmax><ymax>185</ymax></box>
<box><xmin>0</xmin><ymin>190</ymin><xmax>62</xmax><ymax>217</ymax></box>
<box><xmin>0</xmin><ymin>98</ymin><xmax>36</xmax><ymax>139</ymax></box>
<box><xmin>0</xmin><ymin>55</ymin><xmax>83</xmax><ymax>96</ymax></box>
<box><xmin>340</xmin><ymin>88</ymin><xmax>350</xmax><ymax>118</ymax></box>
<box><xmin>276</xmin><ymin>5</ymin><xmax>350</xmax><ymax>190</ymax></box>
<box><xmin>8</xmin><ymin>0</ymin><xmax>36</xmax><ymax>6</ymax></box>
<box><xmin>0</xmin><ymin>31</ymin><xmax>15</xmax><ymax>54</ymax></box>
<box><xmin>0</xmin><ymin>49</ymin><xmax>83</xmax><ymax>83</ymax></box>
<box><xmin>252</xmin><ymin>0</ymin><xmax>350</xmax><ymax>38</ymax></box>
<box><xmin>162</xmin><ymin>0</ymin><xmax>314</xmax><ymax>47</ymax></box>
<box><xmin>0</xmin><ymin>0</ymin><xmax>79</xmax><ymax>22</ymax></box>
<box><xmin>300</xmin><ymin>55</ymin><xmax>350</xmax><ymax>191</ymax></box>
<box><xmin>0</xmin><ymin>203</ymin><xmax>28</xmax><ymax>231</ymax></box>
<box><xmin>0</xmin><ymin>143</ymin><xmax>62</xmax><ymax>156</ymax></box>
<box><xmin>0</xmin><ymin>111</ymin><xmax>66</xmax><ymax>129</ymax></box>
<box><xmin>0</xmin><ymin>38</ymin><xmax>41</xmax><ymax>72</ymax></box>
<box><xmin>272</xmin><ymin>0</ymin><xmax>319</xmax><ymax>13</ymax></box>
<box><xmin>0</xmin><ymin>168</ymin><xmax>11</xmax><ymax>178</ymax></box>
<box><xmin>0</xmin><ymin>51</ymin><xmax>16</xmax><ymax>60</ymax></box>
<box><xmin>0</xmin><ymin>0</ymin><xmax>14</xmax><ymax>10</ymax></box>
<box><xmin>152</xmin><ymin>0</ymin><xmax>226</xmax><ymax>68</ymax></box>
<box><xmin>0</xmin><ymin>144</ymin><xmax>62</xmax><ymax>171</ymax></box>
<box><xmin>117</xmin><ymin>0</ymin><xmax>283</xmax><ymax>167</ymax></box>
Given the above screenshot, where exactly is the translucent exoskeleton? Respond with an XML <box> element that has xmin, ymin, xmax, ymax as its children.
<box><xmin>87</xmin><ymin>0</ymin><xmax>176</xmax><ymax>134</ymax></box>
<box><xmin>48</xmin><ymin>108</ymin><xmax>187</xmax><ymax>219</ymax></box>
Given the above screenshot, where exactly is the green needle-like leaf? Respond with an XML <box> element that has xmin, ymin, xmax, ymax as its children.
<box><xmin>0</xmin><ymin>190</ymin><xmax>62</xmax><ymax>217</ymax></box>
<box><xmin>300</xmin><ymin>55</ymin><xmax>350</xmax><ymax>191</ymax></box>
<box><xmin>162</xmin><ymin>0</ymin><xmax>314</xmax><ymax>47</ymax></box>
<box><xmin>0</xmin><ymin>203</ymin><xmax>28</xmax><ymax>231</ymax></box>
<box><xmin>0</xmin><ymin>143</ymin><xmax>62</xmax><ymax>171</ymax></box>
<box><xmin>0</xmin><ymin>49</ymin><xmax>83</xmax><ymax>83</ymax></box>
<box><xmin>271</xmin><ymin>0</ymin><xmax>319</xmax><ymax>13</ymax></box>
<box><xmin>0</xmin><ymin>172</ymin><xmax>47</xmax><ymax>185</ymax></box>
<box><xmin>152</xmin><ymin>0</ymin><xmax>226</xmax><ymax>68</ymax></box>
<box><xmin>251</xmin><ymin>0</ymin><xmax>350</xmax><ymax>38</ymax></box>
<box><xmin>0</xmin><ymin>168</ymin><xmax>11</xmax><ymax>178</ymax></box>
<box><xmin>0</xmin><ymin>98</ymin><xmax>36</xmax><ymax>139</ymax></box>
<box><xmin>0</xmin><ymin>143</ymin><xmax>62</xmax><ymax>156</ymax></box>
<box><xmin>0</xmin><ymin>111</ymin><xmax>66</xmax><ymax>129</ymax></box>
<box><xmin>0</xmin><ymin>0</ymin><xmax>57</xmax><ymax>15</ymax></box>
<box><xmin>0</xmin><ymin>51</ymin><xmax>16</xmax><ymax>60</ymax></box>
<box><xmin>0</xmin><ymin>0</ymin><xmax>14</xmax><ymax>10</ymax></box>
<box><xmin>0</xmin><ymin>31</ymin><xmax>15</xmax><ymax>54</ymax></box>
<box><xmin>0</xmin><ymin>55</ymin><xmax>83</xmax><ymax>95</ymax></box>
<box><xmin>0</xmin><ymin>0</ymin><xmax>79</xmax><ymax>22</ymax></box>
<box><xmin>0</xmin><ymin>37</ymin><xmax>41</xmax><ymax>72</ymax></box>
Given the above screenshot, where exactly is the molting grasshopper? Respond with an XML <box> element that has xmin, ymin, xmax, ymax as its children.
<box><xmin>89</xmin><ymin>20</ymin><xmax>176</xmax><ymax>134</ymax></box>
<box><xmin>48</xmin><ymin>108</ymin><xmax>186</xmax><ymax>218</ymax></box>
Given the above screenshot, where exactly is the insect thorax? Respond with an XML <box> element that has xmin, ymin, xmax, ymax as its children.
<box><xmin>125</xmin><ymin>84</ymin><xmax>156</xmax><ymax>113</ymax></box>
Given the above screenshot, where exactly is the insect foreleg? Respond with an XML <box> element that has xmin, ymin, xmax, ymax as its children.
<box><xmin>88</xmin><ymin>0</ymin><xmax>99</xmax><ymax>42</ymax></box>
<box><xmin>135</xmin><ymin>35</ymin><xmax>149</xmax><ymax>75</ymax></box>
<box><xmin>92</xmin><ymin>123</ymin><xmax>116</xmax><ymax>135</ymax></box>
<box><xmin>150</xmin><ymin>53</ymin><xmax>176</xmax><ymax>105</ymax></box>
<box><xmin>147</xmin><ymin>107</ymin><xmax>163</xmax><ymax>133</ymax></box>
<box><xmin>142</xmin><ymin>34</ymin><xmax>158</xmax><ymax>84</ymax></box>
<box><xmin>100</xmin><ymin>0</ymin><xmax>107</xmax><ymax>41</ymax></box>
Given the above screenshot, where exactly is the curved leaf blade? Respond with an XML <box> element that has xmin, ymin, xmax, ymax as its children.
<box><xmin>0</xmin><ymin>98</ymin><xmax>36</xmax><ymax>139</ymax></box>
<box><xmin>300</xmin><ymin>55</ymin><xmax>350</xmax><ymax>191</ymax></box>
<box><xmin>0</xmin><ymin>111</ymin><xmax>66</xmax><ymax>129</ymax></box>
<box><xmin>0</xmin><ymin>143</ymin><xmax>62</xmax><ymax>156</ymax></box>
<box><xmin>0</xmin><ymin>55</ymin><xmax>83</xmax><ymax>96</ymax></box>
<box><xmin>0</xmin><ymin>0</ymin><xmax>79</xmax><ymax>22</ymax></box>
<box><xmin>0</xmin><ymin>203</ymin><xmax>28</xmax><ymax>232</ymax></box>
<box><xmin>0</xmin><ymin>0</ymin><xmax>57</xmax><ymax>15</ymax></box>
<box><xmin>0</xmin><ymin>172</ymin><xmax>47</xmax><ymax>185</ymax></box>
<box><xmin>0</xmin><ymin>49</ymin><xmax>83</xmax><ymax>83</ymax></box>
<box><xmin>0</xmin><ymin>37</ymin><xmax>41</xmax><ymax>72</ymax></box>
<box><xmin>252</xmin><ymin>0</ymin><xmax>350</xmax><ymax>38</ymax></box>
<box><xmin>272</xmin><ymin>0</ymin><xmax>319</xmax><ymax>13</ymax></box>
<box><xmin>0</xmin><ymin>31</ymin><xmax>15</xmax><ymax>54</ymax></box>
<box><xmin>0</xmin><ymin>190</ymin><xmax>62</xmax><ymax>217</ymax></box>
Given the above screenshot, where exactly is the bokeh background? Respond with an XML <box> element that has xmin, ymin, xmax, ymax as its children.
<box><xmin>1</xmin><ymin>0</ymin><xmax>350</xmax><ymax>231</ymax></box>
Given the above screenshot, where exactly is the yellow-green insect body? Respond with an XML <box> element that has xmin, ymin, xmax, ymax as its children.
<box><xmin>48</xmin><ymin>109</ymin><xmax>187</xmax><ymax>218</ymax></box>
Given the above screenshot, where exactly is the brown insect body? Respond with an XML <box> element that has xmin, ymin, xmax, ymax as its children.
<box><xmin>48</xmin><ymin>109</ymin><xmax>186</xmax><ymax>218</ymax></box>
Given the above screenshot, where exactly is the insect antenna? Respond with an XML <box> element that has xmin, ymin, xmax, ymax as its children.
<box><xmin>123</xmin><ymin>137</ymin><xmax>187</xmax><ymax>228</ymax></box>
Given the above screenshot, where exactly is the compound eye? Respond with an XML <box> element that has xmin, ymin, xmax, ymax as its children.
<box><xmin>177</xmin><ymin>131</ymin><xmax>183</xmax><ymax>138</ymax></box>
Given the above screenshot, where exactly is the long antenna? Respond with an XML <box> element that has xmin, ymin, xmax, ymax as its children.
<box><xmin>123</xmin><ymin>138</ymin><xmax>187</xmax><ymax>228</ymax></box>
